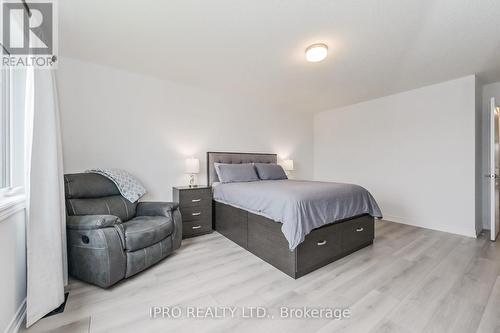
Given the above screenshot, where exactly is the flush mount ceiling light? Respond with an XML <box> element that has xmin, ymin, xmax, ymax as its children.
<box><xmin>305</xmin><ymin>43</ymin><xmax>328</xmax><ymax>62</ymax></box>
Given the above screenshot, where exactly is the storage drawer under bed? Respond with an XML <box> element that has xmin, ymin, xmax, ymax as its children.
<box><xmin>296</xmin><ymin>223</ymin><xmax>342</xmax><ymax>276</ymax></box>
<box><xmin>339</xmin><ymin>215</ymin><xmax>374</xmax><ymax>254</ymax></box>
<box><xmin>214</xmin><ymin>201</ymin><xmax>374</xmax><ymax>279</ymax></box>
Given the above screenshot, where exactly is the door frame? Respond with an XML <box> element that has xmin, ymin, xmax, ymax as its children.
<box><xmin>489</xmin><ymin>97</ymin><xmax>500</xmax><ymax>241</ymax></box>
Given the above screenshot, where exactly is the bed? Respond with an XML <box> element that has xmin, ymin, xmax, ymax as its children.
<box><xmin>208</xmin><ymin>151</ymin><xmax>382</xmax><ymax>278</ymax></box>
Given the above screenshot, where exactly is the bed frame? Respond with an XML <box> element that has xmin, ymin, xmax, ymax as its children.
<box><xmin>207</xmin><ymin>152</ymin><xmax>374</xmax><ymax>278</ymax></box>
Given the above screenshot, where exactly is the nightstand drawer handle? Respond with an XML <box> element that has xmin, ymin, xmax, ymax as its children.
<box><xmin>191</xmin><ymin>199</ymin><xmax>202</xmax><ymax>203</ymax></box>
<box><xmin>192</xmin><ymin>225</ymin><xmax>202</xmax><ymax>230</ymax></box>
<box><xmin>317</xmin><ymin>240</ymin><xmax>327</xmax><ymax>246</ymax></box>
<box><xmin>192</xmin><ymin>212</ymin><xmax>201</xmax><ymax>216</ymax></box>
<box><xmin>356</xmin><ymin>227</ymin><xmax>364</xmax><ymax>232</ymax></box>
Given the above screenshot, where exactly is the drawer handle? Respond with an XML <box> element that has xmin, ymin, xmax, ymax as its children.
<box><xmin>192</xmin><ymin>212</ymin><xmax>201</xmax><ymax>216</ymax></box>
<box><xmin>191</xmin><ymin>199</ymin><xmax>202</xmax><ymax>203</ymax></box>
<box><xmin>356</xmin><ymin>227</ymin><xmax>364</xmax><ymax>232</ymax></box>
<box><xmin>317</xmin><ymin>240</ymin><xmax>327</xmax><ymax>246</ymax></box>
<box><xmin>192</xmin><ymin>225</ymin><xmax>202</xmax><ymax>230</ymax></box>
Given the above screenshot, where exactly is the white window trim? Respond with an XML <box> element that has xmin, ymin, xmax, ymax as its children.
<box><xmin>0</xmin><ymin>192</ymin><xmax>25</xmax><ymax>222</ymax></box>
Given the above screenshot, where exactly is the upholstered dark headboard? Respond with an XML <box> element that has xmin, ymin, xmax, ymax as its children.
<box><xmin>207</xmin><ymin>152</ymin><xmax>277</xmax><ymax>185</ymax></box>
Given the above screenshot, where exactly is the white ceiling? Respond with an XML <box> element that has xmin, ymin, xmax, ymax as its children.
<box><xmin>59</xmin><ymin>0</ymin><xmax>500</xmax><ymax>113</ymax></box>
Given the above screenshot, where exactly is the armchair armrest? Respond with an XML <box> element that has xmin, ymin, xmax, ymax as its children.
<box><xmin>67</xmin><ymin>215</ymin><xmax>121</xmax><ymax>230</ymax></box>
<box><xmin>136</xmin><ymin>202</ymin><xmax>182</xmax><ymax>249</ymax></box>
<box><xmin>136</xmin><ymin>202</ymin><xmax>179</xmax><ymax>217</ymax></box>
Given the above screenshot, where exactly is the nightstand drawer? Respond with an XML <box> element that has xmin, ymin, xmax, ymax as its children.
<box><xmin>183</xmin><ymin>220</ymin><xmax>212</xmax><ymax>238</ymax></box>
<box><xmin>180</xmin><ymin>205</ymin><xmax>212</xmax><ymax>222</ymax></box>
<box><xmin>179</xmin><ymin>189</ymin><xmax>212</xmax><ymax>208</ymax></box>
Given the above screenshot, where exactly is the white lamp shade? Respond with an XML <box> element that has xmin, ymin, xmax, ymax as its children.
<box><xmin>282</xmin><ymin>159</ymin><xmax>294</xmax><ymax>171</ymax></box>
<box><xmin>185</xmin><ymin>158</ymin><xmax>200</xmax><ymax>174</ymax></box>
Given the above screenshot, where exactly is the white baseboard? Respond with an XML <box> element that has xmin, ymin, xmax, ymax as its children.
<box><xmin>382</xmin><ymin>214</ymin><xmax>411</xmax><ymax>225</ymax></box>
<box><xmin>381</xmin><ymin>215</ymin><xmax>477</xmax><ymax>238</ymax></box>
<box><xmin>4</xmin><ymin>298</ymin><xmax>26</xmax><ymax>333</ymax></box>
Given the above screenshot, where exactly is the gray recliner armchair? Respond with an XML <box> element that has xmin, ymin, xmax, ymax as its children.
<box><xmin>64</xmin><ymin>173</ymin><xmax>182</xmax><ymax>288</ymax></box>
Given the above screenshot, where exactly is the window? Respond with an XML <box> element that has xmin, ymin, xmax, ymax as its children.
<box><xmin>0</xmin><ymin>67</ymin><xmax>26</xmax><ymax>216</ymax></box>
<box><xmin>0</xmin><ymin>67</ymin><xmax>26</xmax><ymax>195</ymax></box>
<box><xmin>0</xmin><ymin>68</ymin><xmax>11</xmax><ymax>190</ymax></box>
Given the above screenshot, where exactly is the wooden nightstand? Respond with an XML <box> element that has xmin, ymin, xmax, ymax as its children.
<box><xmin>173</xmin><ymin>186</ymin><xmax>213</xmax><ymax>238</ymax></box>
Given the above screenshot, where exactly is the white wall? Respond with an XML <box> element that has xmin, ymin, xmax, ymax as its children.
<box><xmin>314</xmin><ymin>76</ymin><xmax>479</xmax><ymax>237</ymax></box>
<box><xmin>56</xmin><ymin>58</ymin><xmax>313</xmax><ymax>201</ymax></box>
<box><xmin>482</xmin><ymin>81</ymin><xmax>500</xmax><ymax>230</ymax></box>
<box><xmin>56</xmin><ymin>57</ymin><xmax>488</xmax><ymax>237</ymax></box>
<box><xmin>0</xmin><ymin>210</ymin><xmax>26</xmax><ymax>333</ymax></box>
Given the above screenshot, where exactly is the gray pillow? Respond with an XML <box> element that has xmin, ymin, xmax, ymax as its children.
<box><xmin>214</xmin><ymin>163</ymin><xmax>260</xmax><ymax>183</ymax></box>
<box><xmin>254</xmin><ymin>163</ymin><xmax>288</xmax><ymax>180</ymax></box>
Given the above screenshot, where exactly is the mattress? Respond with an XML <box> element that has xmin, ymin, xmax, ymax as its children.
<box><xmin>212</xmin><ymin>179</ymin><xmax>382</xmax><ymax>250</ymax></box>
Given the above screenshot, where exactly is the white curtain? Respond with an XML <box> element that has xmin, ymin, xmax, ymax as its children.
<box><xmin>25</xmin><ymin>67</ymin><xmax>67</xmax><ymax>327</ymax></box>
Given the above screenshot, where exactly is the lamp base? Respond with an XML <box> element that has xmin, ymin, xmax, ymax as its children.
<box><xmin>188</xmin><ymin>174</ymin><xmax>197</xmax><ymax>187</ymax></box>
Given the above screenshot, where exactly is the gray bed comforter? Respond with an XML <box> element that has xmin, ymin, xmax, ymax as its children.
<box><xmin>213</xmin><ymin>179</ymin><xmax>382</xmax><ymax>250</ymax></box>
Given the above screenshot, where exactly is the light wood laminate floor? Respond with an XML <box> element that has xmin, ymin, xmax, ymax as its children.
<box><xmin>21</xmin><ymin>220</ymin><xmax>500</xmax><ymax>333</ymax></box>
